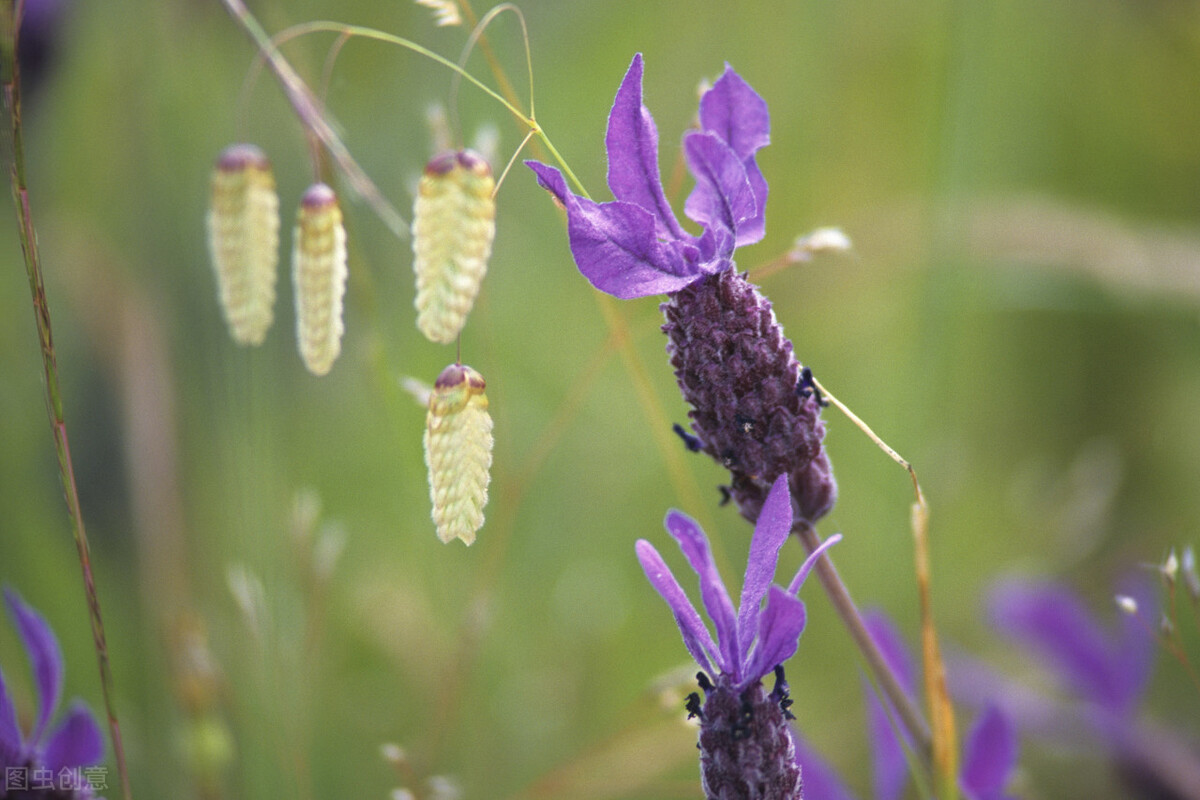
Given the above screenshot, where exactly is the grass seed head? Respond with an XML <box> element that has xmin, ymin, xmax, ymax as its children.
<box><xmin>206</xmin><ymin>144</ymin><xmax>280</xmax><ymax>345</ymax></box>
<box><xmin>292</xmin><ymin>183</ymin><xmax>348</xmax><ymax>376</ymax></box>
<box><xmin>423</xmin><ymin>363</ymin><xmax>493</xmax><ymax>545</ymax></box>
<box><xmin>412</xmin><ymin>150</ymin><xmax>495</xmax><ymax>344</ymax></box>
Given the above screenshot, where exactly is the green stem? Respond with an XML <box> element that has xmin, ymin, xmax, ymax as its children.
<box><xmin>1</xmin><ymin>3</ymin><xmax>132</xmax><ymax>798</ymax></box>
<box><xmin>229</xmin><ymin>11</ymin><xmax>591</xmax><ymax>224</ymax></box>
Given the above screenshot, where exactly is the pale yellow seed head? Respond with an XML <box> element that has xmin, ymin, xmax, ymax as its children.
<box><xmin>206</xmin><ymin>144</ymin><xmax>280</xmax><ymax>345</ymax></box>
<box><xmin>423</xmin><ymin>364</ymin><xmax>493</xmax><ymax>545</ymax></box>
<box><xmin>412</xmin><ymin>150</ymin><xmax>496</xmax><ymax>344</ymax></box>
<box><xmin>292</xmin><ymin>183</ymin><xmax>348</xmax><ymax>376</ymax></box>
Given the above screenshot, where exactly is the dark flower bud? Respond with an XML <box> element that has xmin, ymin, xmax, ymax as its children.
<box><xmin>697</xmin><ymin>672</ymin><xmax>801</xmax><ymax>800</ymax></box>
<box><xmin>663</xmin><ymin>268</ymin><xmax>836</xmax><ymax>524</ymax></box>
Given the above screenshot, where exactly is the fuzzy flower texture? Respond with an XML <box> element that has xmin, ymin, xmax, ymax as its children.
<box><xmin>529</xmin><ymin>54</ymin><xmax>835</xmax><ymax>524</ymax></box>
<box><xmin>1</xmin><ymin>589</ymin><xmax>105</xmax><ymax>799</ymax></box>
<box><xmin>638</xmin><ymin>475</ymin><xmax>840</xmax><ymax>800</ymax></box>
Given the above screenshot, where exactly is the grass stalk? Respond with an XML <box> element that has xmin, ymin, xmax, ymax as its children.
<box><xmin>0</xmin><ymin>3</ymin><xmax>132</xmax><ymax>798</ymax></box>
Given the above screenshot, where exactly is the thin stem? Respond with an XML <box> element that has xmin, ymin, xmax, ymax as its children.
<box><xmin>218</xmin><ymin>0</ymin><xmax>408</xmax><ymax>238</ymax></box>
<box><xmin>258</xmin><ymin>20</ymin><xmax>530</xmax><ymax>126</ymax></box>
<box><xmin>810</xmin><ymin>376</ymin><xmax>960</xmax><ymax>791</ymax></box>
<box><xmin>1</xmin><ymin>4</ymin><xmax>132</xmax><ymax>798</ymax></box>
<box><xmin>451</xmin><ymin>3</ymin><xmax>533</xmax><ymax>142</ymax></box>
<box><xmin>793</xmin><ymin>521</ymin><xmax>934</xmax><ymax>762</ymax></box>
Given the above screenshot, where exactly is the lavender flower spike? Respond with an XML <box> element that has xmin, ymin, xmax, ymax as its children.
<box><xmin>1</xmin><ymin>589</ymin><xmax>105</xmax><ymax>799</ymax></box>
<box><xmin>637</xmin><ymin>475</ymin><xmax>840</xmax><ymax>799</ymax></box>
<box><xmin>530</xmin><ymin>55</ymin><xmax>836</xmax><ymax>524</ymax></box>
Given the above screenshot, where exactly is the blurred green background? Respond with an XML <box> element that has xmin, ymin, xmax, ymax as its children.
<box><xmin>2</xmin><ymin>0</ymin><xmax>1199</xmax><ymax>798</ymax></box>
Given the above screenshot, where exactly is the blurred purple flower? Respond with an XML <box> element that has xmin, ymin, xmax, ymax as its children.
<box><xmin>17</xmin><ymin>0</ymin><xmax>69</xmax><ymax>100</ymax></box>
<box><xmin>951</xmin><ymin>577</ymin><xmax>1200</xmax><ymax>799</ymax></box>
<box><xmin>988</xmin><ymin>578</ymin><xmax>1153</xmax><ymax>720</ymax></box>
<box><xmin>793</xmin><ymin>611</ymin><xmax>1020</xmax><ymax>800</ymax></box>
<box><xmin>527</xmin><ymin>53</ymin><xmax>766</xmax><ymax>300</ymax></box>
<box><xmin>1</xmin><ymin>588</ymin><xmax>104</xmax><ymax>799</ymax></box>
<box><xmin>637</xmin><ymin>475</ymin><xmax>839</xmax><ymax>799</ymax></box>
<box><xmin>529</xmin><ymin>55</ymin><xmax>836</xmax><ymax>525</ymax></box>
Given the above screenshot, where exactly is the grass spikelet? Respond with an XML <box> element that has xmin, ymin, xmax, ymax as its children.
<box><xmin>206</xmin><ymin>144</ymin><xmax>280</xmax><ymax>345</ymax></box>
<box><xmin>292</xmin><ymin>183</ymin><xmax>348</xmax><ymax>376</ymax></box>
<box><xmin>423</xmin><ymin>363</ymin><xmax>493</xmax><ymax>545</ymax></box>
<box><xmin>414</xmin><ymin>0</ymin><xmax>462</xmax><ymax>27</ymax></box>
<box><xmin>412</xmin><ymin>150</ymin><xmax>495</xmax><ymax>344</ymax></box>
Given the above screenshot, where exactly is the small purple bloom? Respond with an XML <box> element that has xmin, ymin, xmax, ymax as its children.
<box><xmin>1</xmin><ymin>589</ymin><xmax>104</xmax><ymax>799</ymax></box>
<box><xmin>528</xmin><ymin>53</ymin><xmax>768</xmax><ymax>300</ymax></box>
<box><xmin>637</xmin><ymin>475</ymin><xmax>838</xmax><ymax>691</ymax></box>
<box><xmin>638</xmin><ymin>475</ymin><xmax>839</xmax><ymax>800</ymax></box>
<box><xmin>793</xmin><ymin>612</ymin><xmax>1021</xmax><ymax>800</ymax></box>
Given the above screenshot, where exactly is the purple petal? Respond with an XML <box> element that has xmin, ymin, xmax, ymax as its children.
<box><xmin>697</xmin><ymin>66</ymin><xmax>770</xmax><ymax>246</ymax></box>
<box><xmin>735</xmin><ymin>160</ymin><xmax>768</xmax><ymax>246</ymax></box>
<box><xmin>664</xmin><ymin>510</ymin><xmax>740</xmax><ymax>674</ymax></box>
<box><xmin>865</xmin><ymin>682</ymin><xmax>909</xmax><ymax>800</ymax></box>
<box><xmin>635</xmin><ymin>539</ymin><xmax>718</xmax><ymax>675</ymax></box>
<box><xmin>605</xmin><ymin>54</ymin><xmax>687</xmax><ymax>241</ymax></box>
<box><xmin>863</xmin><ymin>613</ymin><xmax>917</xmax><ymax>693</ymax></box>
<box><xmin>742</xmin><ymin>585</ymin><xmax>806</xmax><ymax>687</ymax></box>
<box><xmin>41</xmin><ymin>701</ymin><xmax>104</xmax><ymax>772</ymax></box>
<box><xmin>698</xmin><ymin>65</ymin><xmax>770</xmax><ymax>161</ymax></box>
<box><xmin>527</xmin><ymin>162</ymin><xmax>700</xmax><ymax>299</ymax></box>
<box><xmin>0</xmin><ymin>667</ymin><xmax>23</xmax><ymax>768</ymax></box>
<box><xmin>4</xmin><ymin>589</ymin><xmax>63</xmax><ymax>745</ymax></box>
<box><xmin>1113</xmin><ymin>575</ymin><xmax>1156</xmax><ymax>709</ymax></box>
<box><xmin>989</xmin><ymin>580</ymin><xmax>1137</xmax><ymax>715</ymax></box>
<box><xmin>790</xmin><ymin>730</ymin><xmax>861</xmax><ymax>800</ymax></box>
<box><xmin>862</xmin><ymin>613</ymin><xmax>917</xmax><ymax>800</ymax></box>
<box><xmin>736</xmin><ymin>474</ymin><xmax>792</xmax><ymax>656</ymax></box>
<box><xmin>959</xmin><ymin>705</ymin><xmax>1017</xmax><ymax>800</ymax></box>
<box><xmin>785</xmin><ymin>532</ymin><xmax>842</xmax><ymax>597</ymax></box>
<box><xmin>682</xmin><ymin>132</ymin><xmax>756</xmax><ymax>246</ymax></box>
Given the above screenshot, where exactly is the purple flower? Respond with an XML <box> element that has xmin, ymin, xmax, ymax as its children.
<box><xmin>530</xmin><ymin>55</ymin><xmax>836</xmax><ymax>525</ymax></box>
<box><xmin>987</xmin><ymin>578</ymin><xmax>1153</xmax><ymax>721</ymax></box>
<box><xmin>637</xmin><ymin>475</ymin><xmax>839</xmax><ymax>800</ymax></box>
<box><xmin>949</xmin><ymin>577</ymin><xmax>1200</xmax><ymax>799</ymax></box>
<box><xmin>1</xmin><ymin>589</ymin><xmax>104</xmax><ymax>799</ymax></box>
<box><xmin>637</xmin><ymin>474</ymin><xmax>837</xmax><ymax>691</ymax></box>
<box><xmin>527</xmin><ymin>53</ymin><xmax>767</xmax><ymax>300</ymax></box>
<box><xmin>793</xmin><ymin>612</ymin><xmax>1020</xmax><ymax>800</ymax></box>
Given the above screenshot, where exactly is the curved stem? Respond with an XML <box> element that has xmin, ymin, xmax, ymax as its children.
<box><xmin>219</xmin><ymin>1</ymin><xmax>408</xmax><ymax>237</ymax></box>
<box><xmin>263</xmin><ymin>20</ymin><xmax>531</xmax><ymax>127</ymax></box>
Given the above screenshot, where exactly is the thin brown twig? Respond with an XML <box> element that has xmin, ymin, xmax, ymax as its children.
<box><xmin>0</xmin><ymin>3</ymin><xmax>132</xmax><ymax>798</ymax></box>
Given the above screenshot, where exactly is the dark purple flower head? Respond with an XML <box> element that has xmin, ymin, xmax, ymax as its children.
<box><xmin>528</xmin><ymin>53</ymin><xmax>768</xmax><ymax>299</ymax></box>
<box><xmin>1</xmin><ymin>589</ymin><xmax>104</xmax><ymax>798</ymax></box>
<box><xmin>793</xmin><ymin>612</ymin><xmax>1021</xmax><ymax>800</ymax></box>
<box><xmin>637</xmin><ymin>475</ymin><xmax>838</xmax><ymax>691</ymax></box>
<box><xmin>638</xmin><ymin>476</ymin><xmax>839</xmax><ymax>799</ymax></box>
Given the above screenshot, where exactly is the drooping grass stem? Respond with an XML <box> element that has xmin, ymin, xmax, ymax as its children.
<box><xmin>0</xmin><ymin>4</ymin><xmax>132</xmax><ymax>799</ymax></box>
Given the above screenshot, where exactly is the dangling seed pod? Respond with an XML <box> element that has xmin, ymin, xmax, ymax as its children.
<box><xmin>423</xmin><ymin>363</ymin><xmax>493</xmax><ymax>545</ymax></box>
<box><xmin>206</xmin><ymin>144</ymin><xmax>280</xmax><ymax>345</ymax></box>
<box><xmin>412</xmin><ymin>150</ymin><xmax>495</xmax><ymax>344</ymax></box>
<box><xmin>292</xmin><ymin>183</ymin><xmax>348</xmax><ymax>376</ymax></box>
